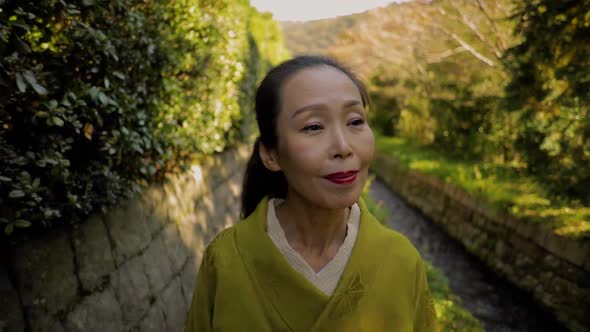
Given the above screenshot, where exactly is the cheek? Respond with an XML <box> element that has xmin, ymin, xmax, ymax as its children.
<box><xmin>279</xmin><ymin>136</ymin><xmax>321</xmax><ymax>176</ymax></box>
<box><xmin>356</xmin><ymin>130</ymin><xmax>376</xmax><ymax>165</ymax></box>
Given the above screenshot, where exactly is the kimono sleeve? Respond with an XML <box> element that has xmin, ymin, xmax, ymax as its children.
<box><xmin>413</xmin><ymin>258</ymin><xmax>440</xmax><ymax>332</ymax></box>
<box><xmin>185</xmin><ymin>248</ymin><xmax>216</xmax><ymax>332</ymax></box>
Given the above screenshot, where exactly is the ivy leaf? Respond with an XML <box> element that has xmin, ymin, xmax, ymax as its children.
<box><xmin>5</xmin><ymin>224</ymin><xmax>14</xmax><ymax>236</ymax></box>
<box><xmin>98</xmin><ymin>91</ymin><xmax>109</xmax><ymax>105</ymax></box>
<box><xmin>34</xmin><ymin>111</ymin><xmax>50</xmax><ymax>118</ymax></box>
<box><xmin>0</xmin><ymin>176</ymin><xmax>11</xmax><ymax>182</ymax></box>
<box><xmin>87</xmin><ymin>86</ymin><xmax>99</xmax><ymax>100</ymax></box>
<box><xmin>51</xmin><ymin>116</ymin><xmax>64</xmax><ymax>127</ymax></box>
<box><xmin>14</xmin><ymin>35</ymin><xmax>31</xmax><ymax>54</ymax></box>
<box><xmin>23</xmin><ymin>71</ymin><xmax>48</xmax><ymax>95</ymax></box>
<box><xmin>83</xmin><ymin>123</ymin><xmax>94</xmax><ymax>140</ymax></box>
<box><xmin>15</xmin><ymin>72</ymin><xmax>27</xmax><ymax>93</ymax></box>
<box><xmin>113</xmin><ymin>71</ymin><xmax>125</xmax><ymax>80</ymax></box>
<box><xmin>9</xmin><ymin>190</ymin><xmax>25</xmax><ymax>198</ymax></box>
<box><xmin>15</xmin><ymin>219</ymin><xmax>32</xmax><ymax>228</ymax></box>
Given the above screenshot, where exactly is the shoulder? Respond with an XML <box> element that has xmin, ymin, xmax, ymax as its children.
<box><xmin>203</xmin><ymin>225</ymin><xmax>238</xmax><ymax>261</ymax></box>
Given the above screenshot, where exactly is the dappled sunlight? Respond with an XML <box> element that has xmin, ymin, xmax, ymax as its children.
<box><xmin>376</xmin><ymin>134</ymin><xmax>590</xmax><ymax>238</ymax></box>
<box><xmin>409</xmin><ymin>160</ymin><xmax>441</xmax><ymax>172</ymax></box>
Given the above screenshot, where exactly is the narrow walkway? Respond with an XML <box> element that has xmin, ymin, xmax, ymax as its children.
<box><xmin>368</xmin><ymin>177</ymin><xmax>568</xmax><ymax>332</ymax></box>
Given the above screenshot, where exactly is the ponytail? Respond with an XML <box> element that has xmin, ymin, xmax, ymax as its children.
<box><xmin>240</xmin><ymin>137</ymin><xmax>287</xmax><ymax>219</ymax></box>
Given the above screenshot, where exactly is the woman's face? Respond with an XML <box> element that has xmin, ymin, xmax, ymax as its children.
<box><xmin>265</xmin><ymin>65</ymin><xmax>375</xmax><ymax>209</ymax></box>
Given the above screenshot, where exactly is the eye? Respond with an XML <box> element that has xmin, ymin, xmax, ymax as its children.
<box><xmin>349</xmin><ymin>118</ymin><xmax>365</xmax><ymax>126</ymax></box>
<box><xmin>302</xmin><ymin>124</ymin><xmax>323</xmax><ymax>133</ymax></box>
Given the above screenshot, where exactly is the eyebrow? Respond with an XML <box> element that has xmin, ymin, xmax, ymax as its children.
<box><xmin>291</xmin><ymin>100</ymin><xmax>363</xmax><ymax>119</ymax></box>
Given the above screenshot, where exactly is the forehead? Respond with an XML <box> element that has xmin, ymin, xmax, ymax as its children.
<box><xmin>279</xmin><ymin>65</ymin><xmax>362</xmax><ymax>113</ymax></box>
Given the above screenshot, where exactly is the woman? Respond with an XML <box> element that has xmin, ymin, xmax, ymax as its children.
<box><xmin>185</xmin><ymin>55</ymin><xmax>439</xmax><ymax>331</ymax></box>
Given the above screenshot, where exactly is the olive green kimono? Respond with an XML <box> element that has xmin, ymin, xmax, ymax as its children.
<box><xmin>185</xmin><ymin>196</ymin><xmax>439</xmax><ymax>332</ymax></box>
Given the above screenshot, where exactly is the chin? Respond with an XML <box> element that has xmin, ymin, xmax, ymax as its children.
<box><xmin>326</xmin><ymin>189</ymin><xmax>363</xmax><ymax>209</ymax></box>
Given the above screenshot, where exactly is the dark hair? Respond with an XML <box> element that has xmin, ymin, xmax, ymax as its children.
<box><xmin>240</xmin><ymin>55</ymin><xmax>370</xmax><ymax>219</ymax></box>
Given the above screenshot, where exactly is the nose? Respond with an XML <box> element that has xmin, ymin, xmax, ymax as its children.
<box><xmin>330</xmin><ymin>126</ymin><xmax>353</xmax><ymax>160</ymax></box>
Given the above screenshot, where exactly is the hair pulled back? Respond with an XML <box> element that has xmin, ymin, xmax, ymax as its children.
<box><xmin>240</xmin><ymin>55</ymin><xmax>370</xmax><ymax>219</ymax></box>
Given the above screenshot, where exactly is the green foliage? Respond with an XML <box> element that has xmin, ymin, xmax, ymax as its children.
<box><xmin>376</xmin><ymin>135</ymin><xmax>590</xmax><ymax>238</ymax></box>
<box><xmin>425</xmin><ymin>263</ymin><xmax>484</xmax><ymax>332</ymax></box>
<box><xmin>280</xmin><ymin>15</ymin><xmax>360</xmax><ymax>56</ymax></box>
<box><xmin>0</xmin><ymin>0</ymin><xmax>287</xmax><ymax>237</ymax></box>
<box><xmin>503</xmin><ymin>0</ymin><xmax>590</xmax><ymax>200</ymax></box>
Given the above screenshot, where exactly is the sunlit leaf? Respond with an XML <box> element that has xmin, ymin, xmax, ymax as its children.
<box><xmin>83</xmin><ymin>123</ymin><xmax>94</xmax><ymax>140</ymax></box>
<box><xmin>51</xmin><ymin>116</ymin><xmax>64</xmax><ymax>127</ymax></box>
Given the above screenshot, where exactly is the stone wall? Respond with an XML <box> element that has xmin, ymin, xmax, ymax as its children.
<box><xmin>372</xmin><ymin>152</ymin><xmax>590</xmax><ymax>332</ymax></box>
<box><xmin>0</xmin><ymin>144</ymin><xmax>251</xmax><ymax>332</ymax></box>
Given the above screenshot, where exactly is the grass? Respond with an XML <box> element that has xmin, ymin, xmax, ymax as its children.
<box><xmin>426</xmin><ymin>263</ymin><xmax>485</xmax><ymax>331</ymax></box>
<box><xmin>375</xmin><ymin>134</ymin><xmax>590</xmax><ymax>239</ymax></box>
<box><xmin>361</xmin><ymin>184</ymin><xmax>484</xmax><ymax>331</ymax></box>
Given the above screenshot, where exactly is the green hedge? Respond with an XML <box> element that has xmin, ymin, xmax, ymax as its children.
<box><xmin>0</xmin><ymin>0</ymin><xmax>288</xmax><ymax>237</ymax></box>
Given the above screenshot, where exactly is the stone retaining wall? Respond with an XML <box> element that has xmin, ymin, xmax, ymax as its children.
<box><xmin>372</xmin><ymin>152</ymin><xmax>590</xmax><ymax>332</ymax></box>
<box><xmin>0</xmin><ymin>144</ymin><xmax>250</xmax><ymax>332</ymax></box>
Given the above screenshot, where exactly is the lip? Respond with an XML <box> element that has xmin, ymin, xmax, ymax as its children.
<box><xmin>323</xmin><ymin>170</ymin><xmax>358</xmax><ymax>184</ymax></box>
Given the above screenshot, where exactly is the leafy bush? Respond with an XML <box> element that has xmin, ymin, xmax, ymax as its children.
<box><xmin>504</xmin><ymin>0</ymin><xmax>590</xmax><ymax>200</ymax></box>
<box><xmin>0</xmin><ymin>0</ymin><xmax>288</xmax><ymax>237</ymax></box>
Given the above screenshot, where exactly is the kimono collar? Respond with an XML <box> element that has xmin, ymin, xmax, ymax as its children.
<box><xmin>234</xmin><ymin>195</ymin><xmax>387</xmax><ymax>331</ymax></box>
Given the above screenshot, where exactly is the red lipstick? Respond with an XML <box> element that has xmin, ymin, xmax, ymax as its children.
<box><xmin>323</xmin><ymin>170</ymin><xmax>358</xmax><ymax>185</ymax></box>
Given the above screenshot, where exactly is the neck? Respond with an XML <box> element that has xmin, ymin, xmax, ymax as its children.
<box><xmin>275</xmin><ymin>192</ymin><xmax>350</xmax><ymax>258</ymax></box>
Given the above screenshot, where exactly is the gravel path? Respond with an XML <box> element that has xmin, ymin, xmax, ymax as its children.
<box><xmin>368</xmin><ymin>177</ymin><xmax>569</xmax><ymax>332</ymax></box>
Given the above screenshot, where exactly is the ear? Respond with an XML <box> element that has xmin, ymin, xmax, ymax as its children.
<box><xmin>259</xmin><ymin>142</ymin><xmax>282</xmax><ymax>172</ymax></box>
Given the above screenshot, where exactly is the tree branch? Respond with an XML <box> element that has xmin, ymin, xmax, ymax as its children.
<box><xmin>446</xmin><ymin>30</ymin><xmax>496</xmax><ymax>67</ymax></box>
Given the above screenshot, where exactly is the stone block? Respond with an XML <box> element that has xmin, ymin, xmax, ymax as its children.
<box><xmin>139</xmin><ymin>186</ymin><xmax>163</xmax><ymax>218</ymax></box>
<box><xmin>158</xmin><ymin>276</ymin><xmax>187</xmax><ymax>331</ymax></box>
<box><xmin>494</xmin><ymin>239</ymin><xmax>510</xmax><ymax>260</ymax></box>
<box><xmin>0</xmin><ymin>265</ymin><xmax>24</xmax><ymax>332</ymax></box>
<box><xmin>529</xmin><ymin>223</ymin><xmax>551</xmax><ymax>249</ymax></box>
<box><xmin>509</xmin><ymin>232</ymin><xmax>544</xmax><ymax>261</ymax></box>
<box><xmin>65</xmin><ymin>288</ymin><xmax>122</xmax><ymax>332</ymax></box>
<box><xmin>104</xmin><ymin>198</ymin><xmax>151</xmax><ymax>265</ymax></box>
<box><xmin>27</xmin><ymin>309</ymin><xmax>66</xmax><ymax>332</ymax></box>
<box><xmin>561</xmin><ymin>263</ymin><xmax>590</xmax><ymax>288</ymax></box>
<box><xmin>180</xmin><ymin>258</ymin><xmax>198</xmax><ymax>307</ymax></box>
<box><xmin>542</xmin><ymin>254</ymin><xmax>560</xmax><ymax>270</ymax></box>
<box><xmin>541</xmin><ymin>231</ymin><xmax>584</xmax><ymax>268</ymax></box>
<box><xmin>561</xmin><ymin>238</ymin><xmax>590</xmax><ymax>268</ymax></box>
<box><xmin>11</xmin><ymin>231</ymin><xmax>77</xmax><ymax>315</ymax></box>
<box><xmin>162</xmin><ymin>223</ymin><xmax>189</xmax><ymax>273</ymax></box>
<box><xmin>142</xmin><ymin>235</ymin><xmax>175</xmax><ymax>294</ymax></box>
<box><xmin>228</xmin><ymin>177</ymin><xmax>242</xmax><ymax>201</ymax></box>
<box><xmin>110</xmin><ymin>254</ymin><xmax>151</xmax><ymax>328</ymax></box>
<box><xmin>71</xmin><ymin>214</ymin><xmax>115</xmax><ymax>292</ymax></box>
<box><xmin>143</xmin><ymin>209</ymin><xmax>167</xmax><ymax>239</ymax></box>
<box><xmin>584</xmin><ymin>251</ymin><xmax>590</xmax><ymax>272</ymax></box>
<box><xmin>177</xmin><ymin>214</ymin><xmax>199</xmax><ymax>249</ymax></box>
<box><xmin>138</xmin><ymin>303</ymin><xmax>167</xmax><ymax>332</ymax></box>
<box><xmin>214</xmin><ymin>181</ymin><xmax>233</xmax><ymax>209</ymax></box>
